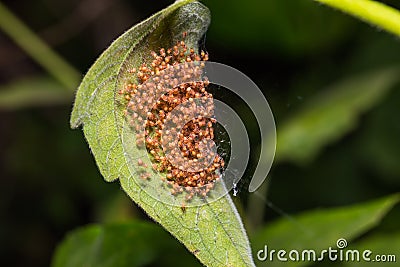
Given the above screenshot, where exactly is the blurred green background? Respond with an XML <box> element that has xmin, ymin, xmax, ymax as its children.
<box><xmin>0</xmin><ymin>0</ymin><xmax>399</xmax><ymax>266</ymax></box>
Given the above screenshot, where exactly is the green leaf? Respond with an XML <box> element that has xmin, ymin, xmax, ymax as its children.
<box><xmin>0</xmin><ymin>76</ymin><xmax>73</xmax><ymax>110</ymax></box>
<box><xmin>51</xmin><ymin>221</ymin><xmax>201</xmax><ymax>267</ymax></box>
<box><xmin>276</xmin><ymin>67</ymin><xmax>400</xmax><ymax>163</ymax></box>
<box><xmin>70</xmin><ymin>1</ymin><xmax>255</xmax><ymax>266</ymax></box>
<box><xmin>252</xmin><ymin>194</ymin><xmax>399</xmax><ymax>267</ymax></box>
<box><xmin>314</xmin><ymin>0</ymin><xmax>400</xmax><ymax>38</ymax></box>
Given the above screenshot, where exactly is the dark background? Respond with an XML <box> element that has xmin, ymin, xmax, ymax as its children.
<box><xmin>0</xmin><ymin>0</ymin><xmax>399</xmax><ymax>266</ymax></box>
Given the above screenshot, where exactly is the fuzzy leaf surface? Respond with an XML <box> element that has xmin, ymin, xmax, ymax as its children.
<box><xmin>70</xmin><ymin>1</ymin><xmax>254</xmax><ymax>266</ymax></box>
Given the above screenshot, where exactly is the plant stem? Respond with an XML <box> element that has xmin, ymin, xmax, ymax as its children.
<box><xmin>315</xmin><ymin>0</ymin><xmax>400</xmax><ymax>37</ymax></box>
<box><xmin>0</xmin><ymin>2</ymin><xmax>80</xmax><ymax>90</ymax></box>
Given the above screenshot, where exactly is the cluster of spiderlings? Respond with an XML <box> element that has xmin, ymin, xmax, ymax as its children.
<box><xmin>119</xmin><ymin>39</ymin><xmax>224</xmax><ymax>199</ymax></box>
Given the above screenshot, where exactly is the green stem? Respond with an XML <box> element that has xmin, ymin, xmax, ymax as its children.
<box><xmin>315</xmin><ymin>0</ymin><xmax>400</xmax><ymax>37</ymax></box>
<box><xmin>0</xmin><ymin>2</ymin><xmax>80</xmax><ymax>90</ymax></box>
